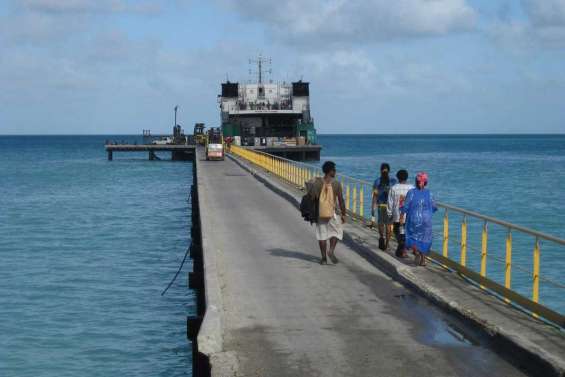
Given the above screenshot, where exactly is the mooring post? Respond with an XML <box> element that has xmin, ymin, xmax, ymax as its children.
<box><xmin>149</xmin><ymin>150</ymin><xmax>156</xmax><ymax>160</ymax></box>
<box><xmin>107</xmin><ymin>150</ymin><xmax>113</xmax><ymax>161</ymax></box>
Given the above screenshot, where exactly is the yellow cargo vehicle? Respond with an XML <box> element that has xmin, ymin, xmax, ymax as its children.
<box><xmin>194</xmin><ymin>123</ymin><xmax>207</xmax><ymax>146</ymax></box>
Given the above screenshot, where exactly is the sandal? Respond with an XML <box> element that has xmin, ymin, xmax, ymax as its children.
<box><xmin>328</xmin><ymin>252</ymin><xmax>338</xmax><ymax>264</ymax></box>
<box><xmin>378</xmin><ymin>237</ymin><xmax>386</xmax><ymax>250</ymax></box>
<box><xmin>420</xmin><ymin>255</ymin><xmax>427</xmax><ymax>266</ymax></box>
<box><xmin>320</xmin><ymin>257</ymin><xmax>328</xmax><ymax>265</ymax></box>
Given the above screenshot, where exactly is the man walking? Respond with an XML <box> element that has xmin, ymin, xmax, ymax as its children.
<box><xmin>387</xmin><ymin>169</ymin><xmax>414</xmax><ymax>258</ymax></box>
<box><xmin>308</xmin><ymin>161</ymin><xmax>346</xmax><ymax>265</ymax></box>
<box><xmin>372</xmin><ymin>163</ymin><xmax>397</xmax><ymax>250</ymax></box>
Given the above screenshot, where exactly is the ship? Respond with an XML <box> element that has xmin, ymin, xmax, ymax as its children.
<box><xmin>218</xmin><ymin>56</ymin><xmax>321</xmax><ymax>161</ymax></box>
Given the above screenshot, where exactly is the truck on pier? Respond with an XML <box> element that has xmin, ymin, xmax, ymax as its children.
<box><xmin>205</xmin><ymin>127</ymin><xmax>224</xmax><ymax>161</ymax></box>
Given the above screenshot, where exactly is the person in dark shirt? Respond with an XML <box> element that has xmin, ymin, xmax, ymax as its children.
<box><xmin>371</xmin><ymin>163</ymin><xmax>397</xmax><ymax>250</ymax></box>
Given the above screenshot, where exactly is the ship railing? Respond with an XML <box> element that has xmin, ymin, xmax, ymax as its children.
<box><xmin>229</xmin><ymin>144</ymin><xmax>565</xmax><ymax>328</ymax></box>
<box><xmin>233</xmin><ymin>101</ymin><xmax>293</xmax><ymax>111</ymax></box>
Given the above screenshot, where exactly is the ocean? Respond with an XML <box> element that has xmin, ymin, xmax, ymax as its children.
<box><xmin>0</xmin><ymin>134</ymin><xmax>563</xmax><ymax>376</ymax></box>
<box><xmin>0</xmin><ymin>136</ymin><xmax>195</xmax><ymax>377</ymax></box>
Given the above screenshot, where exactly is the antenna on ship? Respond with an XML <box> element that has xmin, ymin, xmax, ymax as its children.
<box><xmin>249</xmin><ymin>54</ymin><xmax>272</xmax><ymax>84</ymax></box>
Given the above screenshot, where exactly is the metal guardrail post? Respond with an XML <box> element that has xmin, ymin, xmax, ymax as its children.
<box><xmin>290</xmin><ymin>163</ymin><xmax>294</xmax><ymax>184</ymax></box>
<box><xmin>533</xmin><ymin>237</ymin><xmax>540</xmax><ymax>305</ymax></box>
<box><xmin>481</xmin><ymin>221</ymin><xmax>488</xmax><ymax>279</ymax></box>
<box><xmin>460</xmin><ymin>215</ymin><xmax>468</xmax><ymax>267</ymax></box>
<box><xmin>480</xmin><ymin>221</ymin><xmax>488</xmax><ymax>289</ymax></box>
<box><xmin>505</xmin><ymin>229</ymin><xmax>513</xmax><ymax>296</ymax></box>
<box><xmin>443</xmin><ymin>210</ymin><xmax>449</xmax><ymax>258</ymax></box>
<box><xmin>352</xmin><ymin>184</ymin><xmax>357</xmax><ymax>216</ymax></box>
<box><xmin>288</xmin><ymin>162</ymin><xmax>291</xmax><ymax>183</ymax></box>
<box><xmin>359</xmin><ymin>183</ymin><xmax>364</xmax><ymax>219</ymax></box>
<box><xmin>286</xmin><ymin>162</ymin><xmax>294</xmax><ymax>183</ymax></box>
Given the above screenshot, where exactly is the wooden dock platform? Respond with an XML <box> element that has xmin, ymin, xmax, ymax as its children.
<box><xmin>105</xmin><ymin>144</ymin><xmax>196</xmax><ymax>161</ymax></box>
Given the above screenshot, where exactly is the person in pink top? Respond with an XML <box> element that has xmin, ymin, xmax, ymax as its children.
<box><xmin>401</xmin><ymin>172</ymin><xmax>438</xmax><ymax>266</ymax></box>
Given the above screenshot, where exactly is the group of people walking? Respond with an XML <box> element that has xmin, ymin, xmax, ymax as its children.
<box><xmin>303</xmin><ymin>161</ymin><xmax>437</xmax><ymax>266</ymax></box>
<box><xmin>371</xmin><ymin>163</ymin><xmax>437</xmax><ymax>266</ymax></box>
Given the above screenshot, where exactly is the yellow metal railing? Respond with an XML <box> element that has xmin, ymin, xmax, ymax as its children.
<box><xmin>229</xmin><ymin>145</ymin><xmax>565</xmax><ymax>327</ymax></box>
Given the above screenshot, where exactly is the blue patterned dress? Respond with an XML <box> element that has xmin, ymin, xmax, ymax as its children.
<box><xmin>400</xmin><ymin>188</ymin><xmax>437</xmax><ymax>254</ymax></box>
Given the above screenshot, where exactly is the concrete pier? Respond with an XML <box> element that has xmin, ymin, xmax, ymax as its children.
<box><xmin>193</xmin><ymin>149</ymin><xmax>565</xmax><ymax>377</ymax></box>
<box><xmin>105</xmin><ymin>144</ymin><xmax>195</xmax><ymax>161</ymax></box>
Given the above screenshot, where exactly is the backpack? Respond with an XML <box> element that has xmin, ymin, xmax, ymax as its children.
<box><xmin>318</xmin><ymin>183</ymin><xmax>334</xmax><ymax>221</ymax></box>
<box><xmin>300</xmin><ymin>178</ymin><xmax>321</xmax><ymax>224</ymax></box>
<box><xmin>300</xmin><ymin>193</ymin><xmax>318</xmax><ymax>224</ymax></box>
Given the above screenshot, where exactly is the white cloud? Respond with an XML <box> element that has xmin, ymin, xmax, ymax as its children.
<box><xmin>221</xmin><ymin>0</ymin><xmax>477</xmax><ymax>46</ymax></box>
<box><xmin>291</xmin><ymin>48</ymin><xmax>474</xmax><ymax>104</ymax></box>
<box><xmin>491</xmin><ymin>1</ymin><xmax>565</xmax><ymax>48</ymax></box>
<box><xmin>522</xmin><ymin>0</ymin><xmax>565</xmax><ymax>27</ymax></box>
<box><xmin>20</xmin><ymin>0</ymin><xmax>160</xmax><ymax>15</ymax></box>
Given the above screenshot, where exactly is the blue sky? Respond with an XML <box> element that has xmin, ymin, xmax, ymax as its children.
<box><xmin>0</xmin><ymin>0</ymin><xmax>564</xmax><ymax>134</ymax></box>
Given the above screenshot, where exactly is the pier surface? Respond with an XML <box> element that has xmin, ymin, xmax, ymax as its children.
<box><xmin>104</xmin><ymin>144</ymin><xmax>195</xmax><ymax>160</ymax></box>
<box><xmin>105</xmin><ymin>144</ymin><xmax>196</xmax><ymax>152</ymax></box>
<box><xmin>194</xmin><ymin>149</ymin><xmax>550</xmax><ymax>377</ymax></box>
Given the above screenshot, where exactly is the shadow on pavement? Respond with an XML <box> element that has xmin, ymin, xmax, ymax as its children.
<box><xmin>267</xmin><ymin>248</ymin><xmax>321</xmax><ymax>264</ymax></box>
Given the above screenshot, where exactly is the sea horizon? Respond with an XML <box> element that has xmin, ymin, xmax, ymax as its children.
<box><xmin>1</xmin><ymin>132</ymin><xmax>564</xmax><ymax>137</ymax></box>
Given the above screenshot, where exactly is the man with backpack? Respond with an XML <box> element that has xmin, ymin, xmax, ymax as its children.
<box><xmin>371</xmin><ymin>163</ymin><xmax>397</xmax><ymax>250</ymax></box>
<box><xmin>302</xmin><ymin>161</ymin><xmax>346</xmax><ymax>265</ymax></box>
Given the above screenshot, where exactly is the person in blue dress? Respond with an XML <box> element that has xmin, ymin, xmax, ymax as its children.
<box><xmin>401</xmin><ymin>172</ymin><xmax>437</xmax><ymax>266</ymax></box>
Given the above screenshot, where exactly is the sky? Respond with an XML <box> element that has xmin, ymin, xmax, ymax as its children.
<box><xmin>0</xmin><ymin>0</ymin><xmax>564</xmax><ymax>134</ymax></box>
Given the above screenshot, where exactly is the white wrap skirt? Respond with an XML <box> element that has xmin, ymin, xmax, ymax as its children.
<box><xmin>315</xmin><ymin>213</ymin><xmax>343</xmax><ymax>241</ymax></box>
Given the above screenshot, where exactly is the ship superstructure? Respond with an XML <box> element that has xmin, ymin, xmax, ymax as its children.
<box><xmin>219</xmin><ymin>56</ymin><xmax>320</xmax><ymax>160</ymax></box>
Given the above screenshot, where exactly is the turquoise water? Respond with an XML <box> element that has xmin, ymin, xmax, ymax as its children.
<box><xmin>1</xmin><ymin>135</ymin><xmax>564</xmax><ymax>377</ymax></box>
<box><xmin>317</xmin><ymin>134</ymin><xmax>565</xmax><ymax>314</ymax></box>
<box><xmin>0</xmin><ymin>136</ymin><xmax>195</xmax><ymax>376</ymax></box>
